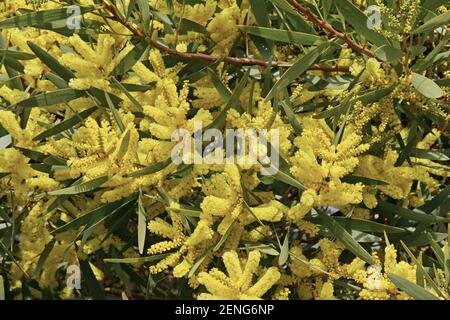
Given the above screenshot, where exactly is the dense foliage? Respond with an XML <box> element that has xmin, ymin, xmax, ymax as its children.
<box><xmin>0</xmin><ymin>0</ymin><xmax>449</xmax><ymax>300</ymax></box>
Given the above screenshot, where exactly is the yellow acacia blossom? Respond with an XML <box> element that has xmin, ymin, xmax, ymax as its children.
<box><xmin>59</xmin><ymin>34</ymin><xmax>133</xmax><ymax>91</ymax></box>
<box><xmin>345</xmin><ymin>245</ymin><xmax>419</xmax><ymax>300</ymax></box>
<box><xmin>288</xmin><ymin>120</ymin><xmax>369</xmax><ymax>231</ymax></box>
<box><xmin>197</xmin><ymin>250</ymin><xmax>281</xmax><ymax>299</ymax></box>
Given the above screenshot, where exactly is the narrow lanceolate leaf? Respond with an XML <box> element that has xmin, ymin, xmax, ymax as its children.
<box><xmin>51</xmin><ymin>195</ymin><xmax>136</xmax><ymax>234</ymax></box>
<box><xmin>110</xmin><ymin>77</ymin><xmax>143</xmax><ymax>112</ymax></box>
<box><xmin>207</xmin><ymin>68</ymin><xmax>232</xmax><ymax>101</ymax></box>
<box><xmin>0</xmin><ymin>50</ymin><xmax>35</xmax><ymax>60</ymax></box>
<box><xmin>213</xmin><ymin>221</ymin><xmax>235</xmax><ymax>252</ymax></box>
<box><xmin>127</xmin><ymin>158</ymin><xmax>172</xmax><ymax>178</ymax></box>
<box><xmin>16</xmin><ymin>88</ymin><xmax>85</xmax><ymax>108</ymax></box>
<box><xmin>427</xmin><ymin>233</ymin><xmax>445</xmax><ymax>268</ymax></box>
<box><xmin>334</xmin><ymin>0</ymin><xmax>389</xmax><ymax>47</ymax></box>
<box><xmin>419</xmin><ymin>186</ymin><xmax>450</xmax><ymax>214</ymax></box>
<box><xmin>105</xmin><ymin>92</ymin><xmax>125</xmax><ymax>132</ymax></box>
<box><xmin>27</xmin><ymin>42</ymin><xmax>74</xmax><ymax>82</ymax></box>
<box><xmin>316</xmin><ymin>209</ymin><xmax>374</xmax><ymax>264</ymax></box>
<box><xmin>278</xmin><ymin>231</ymin><xmax>290</xmax><ymax>266</ymax></box>
<box><xmin>412</xmin><ymin>73</ymin><xmax>444</xmax><ymax>99</ymax></box>
<box><xmin>115</xmin><ymin>130</ymin><xmax>131</xmax><ymax>160</ymax></box>
<box><xmin>266</xmin><ymin>42</ymin><xmax>328</xmax><ymax>100</ymax></box>
<box><xmin>271</xmin><ymin>166</ymin><xmax>305</xmax><ymax>190</ymax></box>
<box><xmin>33</xmin><ymin>106</ymin><xmax>97</xmax><ymax>141</ymax></box>
<box><xmin>331</xmin><ymin>217</ymin><xmax>405</xmax><ymax>234</ymax></box>
<box><xmin>137</xmin><ymin>0</ymin><xmax>151</xmax><ymax>32</ymax></box>
<box><xmin>48</xmin><ymin>176</ymin><xmax>109</xmax><ymax>196</ymax></box>
<box><xmin>137</xmin><ymin>190</ymin><xmax>147</xmax><ymax>255</ymax></box>
<box><xmin>240</xmin><ymin>26</ymin><xmax>321</xmax><ymax>45</ymax></box>
<box><xmin>0</xmin><ymin>275</ymin><xmax>4</xmax><ymax>300</ymax></box>
<box><xmin>0</xmin><ymin>6</ymin><xmax>95</xmax><ymax>29</ymax></box>
<box><xmin>79</xmin><ymin>260</ymin><xmax>105</xmax><ymax>300</ymax></box>
<box><xmin>388</xmin><ymin>273</ymin><xmax>439</xmax><ymax>300</ymax></box>
<box><xmin>377</xmin><ymin>201</ymin><xmax>450</xmax><ymax>224</ymax></box>
<box><xmin>411</xmin><ymin>148</ymin><xmax>450</xmax><ymax>162</ymax></box>
<box><xmin>395</xmin><ymin>120</ymin><xmax>417</xmax><ymax>166</ymax></box>
<box><xmin>400</xmin><ymin>240</ymin><xmax>445</xmax><ymax>298</ymax></box>
<box><xmin>104</xmin><ymin>254</ymin><xmax>170</xmax><ymax>264</ymax></box>
<box><xmin>415</xmin><ymin>10</ymin><xmax>450</xmax><ymax>34</ymax></box>
<box><xmin>341</xmin><ymin>175</ymin><xmax>388</xmax><ymax>186</ymax></box>
<box><xmin>34</xmin><ymin>240</ymin><xmax>56</xmax><ymax>278</ymax></box>
<box><xmin>206</xmin><ymin>68</ymin><xmax>250</xmax><ymax>129</ymax></box>
<box><xmin>111</xmin><ymin>40</ymin><xmax>149</xmax><ymax>76</ymax></box>
<box><xmin>280</xmin><ymin>100</ymin><xmax>302</xmax><ymax>134</ymax></box>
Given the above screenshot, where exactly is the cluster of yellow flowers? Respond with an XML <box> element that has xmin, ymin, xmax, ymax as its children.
<box><xmin>0</xmin><ymin>0</ymin><xmax>448</xmax><ymax>300</ymax></box>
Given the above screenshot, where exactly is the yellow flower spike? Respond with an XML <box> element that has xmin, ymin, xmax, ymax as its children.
<box><xmin>222</xmin><ymin>251</ymin><xmax>243</xmax><ymax>282</ymax></box>
<box><xmin>197</xmin><ymin>250</ymin><xmax>280</xmax><ymax>300</ymax></box>
<box><xmin>246</xmin><ymin>267</ymin><xmax>281</xmax><ymax>297</ymax></box>
<box><xmin>173</xmin><ymin>259</ymin><xmax>193</xmax><ymax>278</ymax></box>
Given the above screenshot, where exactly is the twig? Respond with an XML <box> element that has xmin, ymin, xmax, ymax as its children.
<box><xmin>286</xmin><ymin>0</ymin><xmax>376</xmax><ymax>58</ymax></box>
<box><xmin>101</xmin><ymin>2</ymin><xmax>350</xmax><ymax>72</ymax></box>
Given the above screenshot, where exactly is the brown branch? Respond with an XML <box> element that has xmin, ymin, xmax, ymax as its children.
<box><xmin>101</xmin><ymin>2</ymin><xmax>350</xmax><ymax>72</ymax></box>
<box><xmin>286</xmin><ymin>0</ymin><xmax>376</xmax><ymax>58</ymax></box>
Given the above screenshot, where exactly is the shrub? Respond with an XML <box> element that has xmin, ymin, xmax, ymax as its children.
<box><xmin>0</xmin><ymin>0</ymin><xmax>449</xmax><ymax>300</ymax></box>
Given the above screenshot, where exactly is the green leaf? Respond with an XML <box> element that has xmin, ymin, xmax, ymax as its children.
<box><xmin>412</xmin><ymin>35</ymin><xmax>450</xmax><ymax>73</ymax></box>
<box><xmin>137</xmin><ymin>190</ymin><xmax>147</xmax><ymax>255</ymax></box>
<box><xmin>388</xmin><ymin>273</ymin><xmax>439</xmax><ymax>300</ymax></box>
<box><xmin>51</xmin><ymin>195</ymin><xmax>136</xmax><ymax>234</ymax></box>
<box><xmin>116</xmin><ymin>130</ymin><xmax>131</xmax><ymax>160</ymax></box>
<box><xmin>175</xmin><ymin>18</ymin><xmax>208</xmax><ymax>34</ymax></box>
<box><xmin>240</xmin><ymin>26</ymin><xmax>321</xmax><ymax>46</ymax></box>
<box><xmin>207</xmin><ymin>68</ymin><xmax>231</xmax><ymax>101</ymax></box>
<box><xmin>357</xmin><ymin>86</ymin><xmax>395</xmax><ymax>104</ymax></box>
<box><xmin>278</xmin><ymin>231</ymin><xmax>290</xmax><ymax>266</ymax></box>
<box><xmin>374</xmin><ymin>45</ymin><xmax>403</xmax><ymax>63</ymax></box>
<box><xmin>400</xmin><ymin>240</ymin><xmax>445</xmax><ymax>298</ymax></box>
<box><xmin>34</xmin><ymin>240</ymin><xmax>56</xmax><ymax>278</ymax></box>
<box><xmin>280</xmin><ymin>100</ymin><xmax>302</xmax><ymax>134</ymax></box>
<box><xmin>419</xmin><ymin>185</ymin><xmax>450</xmax><ymax>214</ymax></box>
<box><xmin>0</xmin><ymin>49</ymin><xmax>35</xmax><ymax>60</ymax></box>
<box><xmin>188</xmin><ymin>253</ymin><xmax>207</xmax><ymax>278</ymax></box>
<box><xmin>268</xmin><ymin>0</ymin><xmax>300</xmax><ymax>15</ymax></box>
<box><xmin>410</xmin><ymin>148</ymin><xmax>449</xmax><ymax>162</ymax></box>
<box><xmin>48</xmin><ymin>176</ymin><xmax>109</xmax><ymax>196</ymax></box>
<box><xmin>104</xmin><ymin>253</ymin><xmax>170</xmax><ymax>264</ymax></box>
<box><xmin>206</xmin><ymin>68</ymin><xmax>250</xmax><ymax>129</ymax></box>
<box><xmin>395</xmin><ymin>120</ymin><xmax>417</xmax><ymax>166</ymax></box>
<box><xmin>334</xmin><ymin>0</ymin><xmax>389</xmax><ymax>47</ymax></box>
<box><xmin>213</xmin><ymin>221</ymin><xmax>235</xmax><ymax>252</ymax></box>
<box><xmin>110</xmin><ymin>77</ymin><xmax>143</xmax><ymax>112</ymax></box>
<box><xmin>0</xmin><ymin>6</ymin><xmax>95</xmax><ymax>30</ymax></box>
<box><xmin>105</xmin><ymin>92</ymin><xmax>125</xmax><ymax>132</ymax></box>
<box><xmin>415</xmin><ymin>10</ymin><xmax>450</xmax><ymax>34</ymax></box>
<box><xmin>332</xmin><ymin>217</ymin><xmax>405</xmax><ymax>234</ymax></box>
<box><xmin>0</xmin><ymin>275</ymin><xmax>4</xmax><ymax>300</ymax></box>
<box><xmin>137</xmin><ymin>0</ymin><xmax>151</xmax><ymax>33</ymax></box>
<box><xmin>111</xmin><ymin>40</ymin><xmax>149</xmax><ymax>76</ymax></box>
<box><xmin>316</xmin><ymin>209</ymin><xmax>374</xmax><ymax>264</ymax></box>
<box><xmin>127</xmin><ymin>158</ymin><xmax>172</xmax><ymax>178</ymax></box>
<box><xmin>377</xmin><ymin>201</ymin><xmax>450</xmax><ymax>224</ymax></box>
<box><xmin>427</xmin><ymin>233</ymin><xmax>445</xmax><ymax>268</ymax></box>
<box><xmin>16</xmin><ymin>88</ymin><xmax>85</xmax><ymax>108</ymax></box>
<box><xmin>27</xmin><ymin>42</ymin><xmax>74</xmax><ymax>82</ymax></box>
<box><xmin>341</xmin><ymin>175</ymin><xmax>388</xmax><ymax>185</ymax></box>
<box><xmin>170</xmin><ymin>205</ymin><xmax>202</xmax><ymax>218</ymax></box>
<box><xmin>266</xmin><ymin>42</ymin><xmax>328</xmax><ymax>100</ymax></box>
<box><xmin>79</xmin><ymin>260</ymin><xmax>105</xmax><ymax>300</ymax></box>
<box><xmin>412</xmin><ymin>72</ymin><xmax>444</xmax><ymax>99</ymax></box>
<box><xmin>33</xmin><ymin>106</ymin><xmax>97</xmax><ymax>141</ymax></box>
<box><xmin>271</xmin><ymin>165</ymin><xmax>305</xmax><ymax>190</ymax></box>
